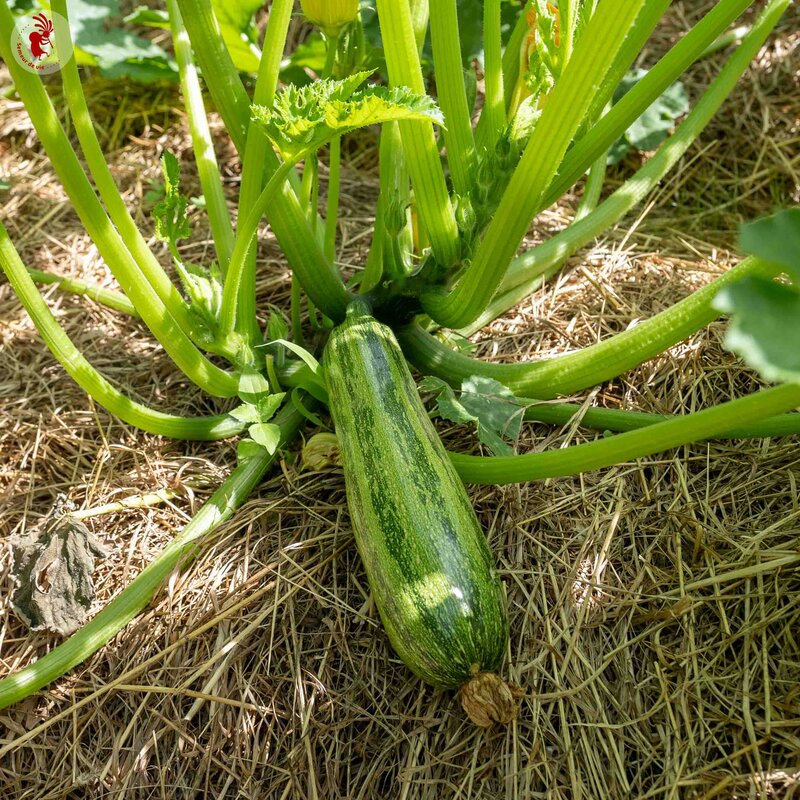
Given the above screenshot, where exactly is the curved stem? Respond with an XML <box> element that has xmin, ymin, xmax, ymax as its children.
<box><xmin>235</xmin><ymin>0</ymin><xmax>295</xmax><ymax>343</ymax></box>
<box><xmin>450</xmin><ymin>384</ymin><xmax>800</xmax><ymax>485</ymax></box>
<box><xmin>421</xmin><ymin>0</ymin><xmax>649</xmax><ymax>329</ymax></box>
<box><xmin>167</xmin><ymin>0</ymin><xmax>235</xmax><ymax>271</ymax></box>
<box><xmin>522</xmin><ymin>399</ymin><xmax>800</xmax><ymax>439</ymax></box>
<box><xmin>399</xmin><ymin>257</ymin><xmax>780</xmax><ymax>399</ymax></box>
<box><xmin>219</xmin><ymin>160</ymin><xmax>296</xmax><ymax>337</ymax></box>
<box><xmin>26</xmin><ymin>268</ymin><xmax>139</xmax><ymax>318</ymax></box>
<box><xmin>376</xmin><ymin>0</ymin><xmax>459</xmax><ymax>267</ymax></box>
<box><xmin>429</xmin><ymin>0</ymin><xmax>475</xmax><ymax>195</ymax></box>
<box><xmin>221</xmin><ymin>155</ymin><xmax>352</xmax><ymax>337</ymax></box>
<box><xmin>0</xmin><ymin>224</ymin><xmax>243</xmax><ymax>440</ymax></box>
<box><xmin>0</xmin><ymin>406</ymin><xmax>303</xmax><ymax>710</ymax></box>
<box><xmin>542</xmin><ymin>0</ymin><xmax>764</xmax><ymax>209</ymax></box>
<box><xmin>50</xmin><ymin>0</ymin><xmax>203</xmax><ymax>342</ymax></box>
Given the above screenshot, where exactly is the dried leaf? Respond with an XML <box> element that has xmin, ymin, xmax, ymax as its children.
<box><xmin>9</xmin><ymin>499</ymin><xmax>110</xmax><ymax>636</ymax></box>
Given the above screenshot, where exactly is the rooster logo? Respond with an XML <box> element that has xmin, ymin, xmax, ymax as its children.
<box><xmin>27</xmin><ymin>13</ymin><xmax>54</xmax><ymax>60</ymax></box>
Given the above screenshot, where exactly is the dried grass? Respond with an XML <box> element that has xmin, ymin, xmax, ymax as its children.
<box><xmin>1</xmin><ymin>4</ymin><xmax>799</xmax><ymax>798</ymax></box>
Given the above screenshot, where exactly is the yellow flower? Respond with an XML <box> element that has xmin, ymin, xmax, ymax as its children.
<box><xmin>300</xmin><ymin>0</ymin><xmax>359</xmax><ymax>36</ymax></box>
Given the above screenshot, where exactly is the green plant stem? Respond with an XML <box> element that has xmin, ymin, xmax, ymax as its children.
<box><xmin>234</xmin><ymin>0</ymin><xmax>295</xmax><ymax>345</ymax></box>
<box><xmin>25</xmin><ymin>268</ymin><xmax>139</xmax><ymax>318</ymax></box>
<box><xmin>460</xmin><ymin>7</ymin><xmax>781</xmax><ymax>336</ymax></box>
<box><xmin>220</xmin><ymin>157</ymin><xmax>351</xmax><ymax>338</ymax></box>
<box><xmin>560</xmin><ymin>0</ymin><xmax>578</xmax><ymax>64</ymax></box>
<box><xmin>449</xmin><ymin>383</ymin><xmax>800</xmax><ymax>485</ymax></box>
<box><xmin>175</xmin><ymin>0</ymin><xmax>251</xmax><ymax>154</ymax></box>
<box><xmin>542</xmin><ymin>0</ymin><xmax>762</xmax><ymax>208</ymax></box>
<box><xmin>0</xmin><ymin>7</ymin><xmax>239</xmax><ymax>397</ymax></box>
<box><xmin>429</xmin><ymin>0</ymin><xmax>475</xmax><ymax>195</ymax></box>
<box><xmin>481</xmin><ymin>0</ymin><xmax>504</xmax><ymax>149</ymax></box>
<box><xmin>49</xmin><ymin>0</ymin><xmax>202</xmax><ymax>342</ymax></box>
<box><xmin>574</xmin><ymin>153</ymin><xmax>606</xmax><ymax>223</ymax></box>
<box><xmin>421</xmin><ymin>0</ymin><xmax>648</xmax><ymax>329</ymax></box>
<box><xmin>0</xmin><ymin>407</ymin><xmax>303</xmax><ymax>710</ymax></box>
<box><xmin>0</xmin><ymin>224</ymin><xmax>243</xmax><ymax>440</ymax></box>
<box><xmin>521</xmin><ymin>398</ymin><xmax>800</xmax><ymax>439</ymax></box>
<box><xmin>322</xmin><ymin>30</ymin><xmax>338</xmax><ymax>77</ymax></box>
<box><xmin>325</xmin><ymin>137</ymin><xmax>342</xmax><ymax>262</ymax></box>
<box><xmin>175</xmin><ymin>0</ymin><xmax>340</xmax><ymax>325</ymax></box>
<box><xmin>220</xmin><ymin>160</ymin><xmax>295</xmax><ymax>337</ymax></box>
<box><xmin>399</xmin><ymin>257</ymin><xmax>780</xmax><ymax>399</ymax></box>
<box><xmin>574</xmin><ymin>0</ymin><xmax>672</xmax><ymax>143</ymax></box>
<box><xmin>363</xmin><ymin>122</ymin><xmax>410</xmax><ymax>291</ymax></box>
<box><xmin>167</xmin><ymin>0</ymin><xmax>235</xmax><ymax>271</ymax></box>
<box><xmin>376</xmin><ymin>0</ymin><xmax>459</xmax><ymax>267</ymax></box>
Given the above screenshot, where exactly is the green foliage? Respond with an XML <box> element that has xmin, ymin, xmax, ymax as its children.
<box><xmin>608</xmin><ymin>69</ymin><xmax>690</xmax><ymax>164</ymax></box>
<box><xmin>739</xmin><ymin>209</ymin><xmax>800</xmax><ymax>281</ymax></box>
<box><xmin>715</xmin><ymin>210</ymin><xmax>800</xmax><ymax>385</ymax></box>
<box><xmin>420</xmin><ymin>375</ymin><xmax>526</xmax><ymax>456</ymax></box>
<box><xmin>67</xmin><ymin>0</ymin><xmax>175</xmax><ymax>82</ymax></box>
<box><xmin>152</xmin><ymin>152</ymin><xmax>190</xmax><ymax>246</ymax></box>
<box><xmin>251</xmin><ymin>73</ymin><xmax>443</xmax><ymax>161</ymax></box>
<box><xmin>127</xmin><ymin>0</ymin><xmax>262</xmax><ymax>74</ymax></box>
<box><xmin>211</xmin><ymin>0</ymin><xmax>262</xmax><ymax>73</ymax></box>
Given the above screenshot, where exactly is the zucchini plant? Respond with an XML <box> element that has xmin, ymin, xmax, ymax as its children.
<box><xmin>0</xmin><ymin>0</ymin><xmax>798</xmax><ymax>726</ymax></box>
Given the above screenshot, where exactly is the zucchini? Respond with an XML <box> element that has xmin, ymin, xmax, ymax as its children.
<box><xmin>324</xmin><ymin>301</ymin><xmax>518</xmax><ymax>725</ymax></box>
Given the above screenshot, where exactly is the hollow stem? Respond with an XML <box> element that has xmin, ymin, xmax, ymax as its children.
<box><xmin>429</xmin><ymin>0</ymin><xmax>476</xmax><ymax>194</ymax></box>
<box><xmin>26</xmin><ymin>268</ymin><xmax>139</xmax><ymax>317</ymax></box>
<box><xmin>421</xmin><ymin>0</ymin><xmax>650</xmax><ymax>329</ymax></box>
<box><xmin>450</xmin><ymin>384</ymin><xmax>800</xmax><ymax>485</ymax></box>
<box><xmin>399</xmin><ymin>257</ymin><xmax>780</xmax><ymax>399</ymax></box>
<box><xmin>0</xmin><ymin>224</ymin><xmax>243</xmax><ymax>439</ymax></box>
<box><xmin>542</xmin><ymin>0</ymin><xmax>767</xmax><ymax>208</ymax></box>
<box><xmin>167</xmin><ymin>0</ymin><xmax>235</xmax><ymax>272</ymax></box>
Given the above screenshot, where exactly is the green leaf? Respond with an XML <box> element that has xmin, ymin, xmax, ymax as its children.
<box><xmin>0</xmin><ymin>177</ymin><xmax>11</xmax><ymax>191</ymax></box>
<box><xmin>419</xmin><ymin>376</ymin><xmax>476</xmax><ymax>424</ymax></box>
<box><xmin>460</xmin><ymin>375</ymin><xmax>526</xmax><ymax>448</ymax></box>
<box><xmin>67</xmin><ymin>0</ymin><xmax>177</xmax><ymax>83</ymax></box>
<box><xmin>608</xmin><ymin>69</ymin><xmax>689</xmax><ymax>164</ymax></box>
<box><xmin>249</xmin><ymin>422</ymin><xmax>282</xmax><ymax>454</ymax></box>
<box><xmin>228</xmin><ymin>404</ymin><xmax>262</xmax><ymax>424</ymax></box>
<box><xmin>212</xmin><ymin>0</ymin><xmax>263</xmax><ymax>73</ymax></box>
<box><xmin>714</xmin><ymin>276</ymin><xmax>800</xmax><ymax>384</ymax></box>
<box><xmin>251</xmin><ymin>74</ymin><xmax>444</xmax><ymax>160</ymax></box>
<box><xmin>266</xmin><ymin>339</ymin><xmax>322</xmax><ymax>375</ymax></box>
<box><xmin>420</xmin><ymin>375</ymin><xmax>525</xmax><ymax>456</ymax></box>
<box><xmin>739</xmin><ymin>209</ymin><xmax>800</xmax><ymax>283</ymax></box>
<box><xmin>123</xmin><ymin>6</ymin><xmax>170</xmax><ymax>28</ymax></box>
<box><xmin>237</xmin><ymin>438</ymin><xmax>264</xmax><ymax>466</ymax></box>
<box><xmin>238</xmin><ymin>368</ymin><xmax>271</xmax><ymax>403</ymax></box>
<box><xmin>152</xmin><ymin>152</ymin><xmax>191</xmax><ymax>246</ymax></box>
<box><xmin>256</xmin><ymin>393</ymin><xmax>286</xmax><ymax>422</ymax></box>
<box><xmin>290</xmin><ymin>387</ymin><xmax>325</xmax><ymax>426</ymax></box>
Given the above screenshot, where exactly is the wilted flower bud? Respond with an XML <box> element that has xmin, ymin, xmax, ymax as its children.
<box><xmin>300</xmin><ymin>0</ymin><xmax>359</xmax><ymax>36</ymax></box>
<box><xmin>301</xmin><ymin>433</ymin><xmax>342</xmax><ymax>470</ymax></box>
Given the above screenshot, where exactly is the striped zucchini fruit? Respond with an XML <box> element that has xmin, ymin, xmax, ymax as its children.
<box><xmin>325</xmin><ymin>302</ymin><xmax>517</xmax><ymax>725</ymax></box>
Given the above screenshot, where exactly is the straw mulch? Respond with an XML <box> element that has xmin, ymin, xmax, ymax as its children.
<box><xmin>1</xmin><ymin>4</ymin><xmax>799</xmax><ymax>798</ymax></box>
